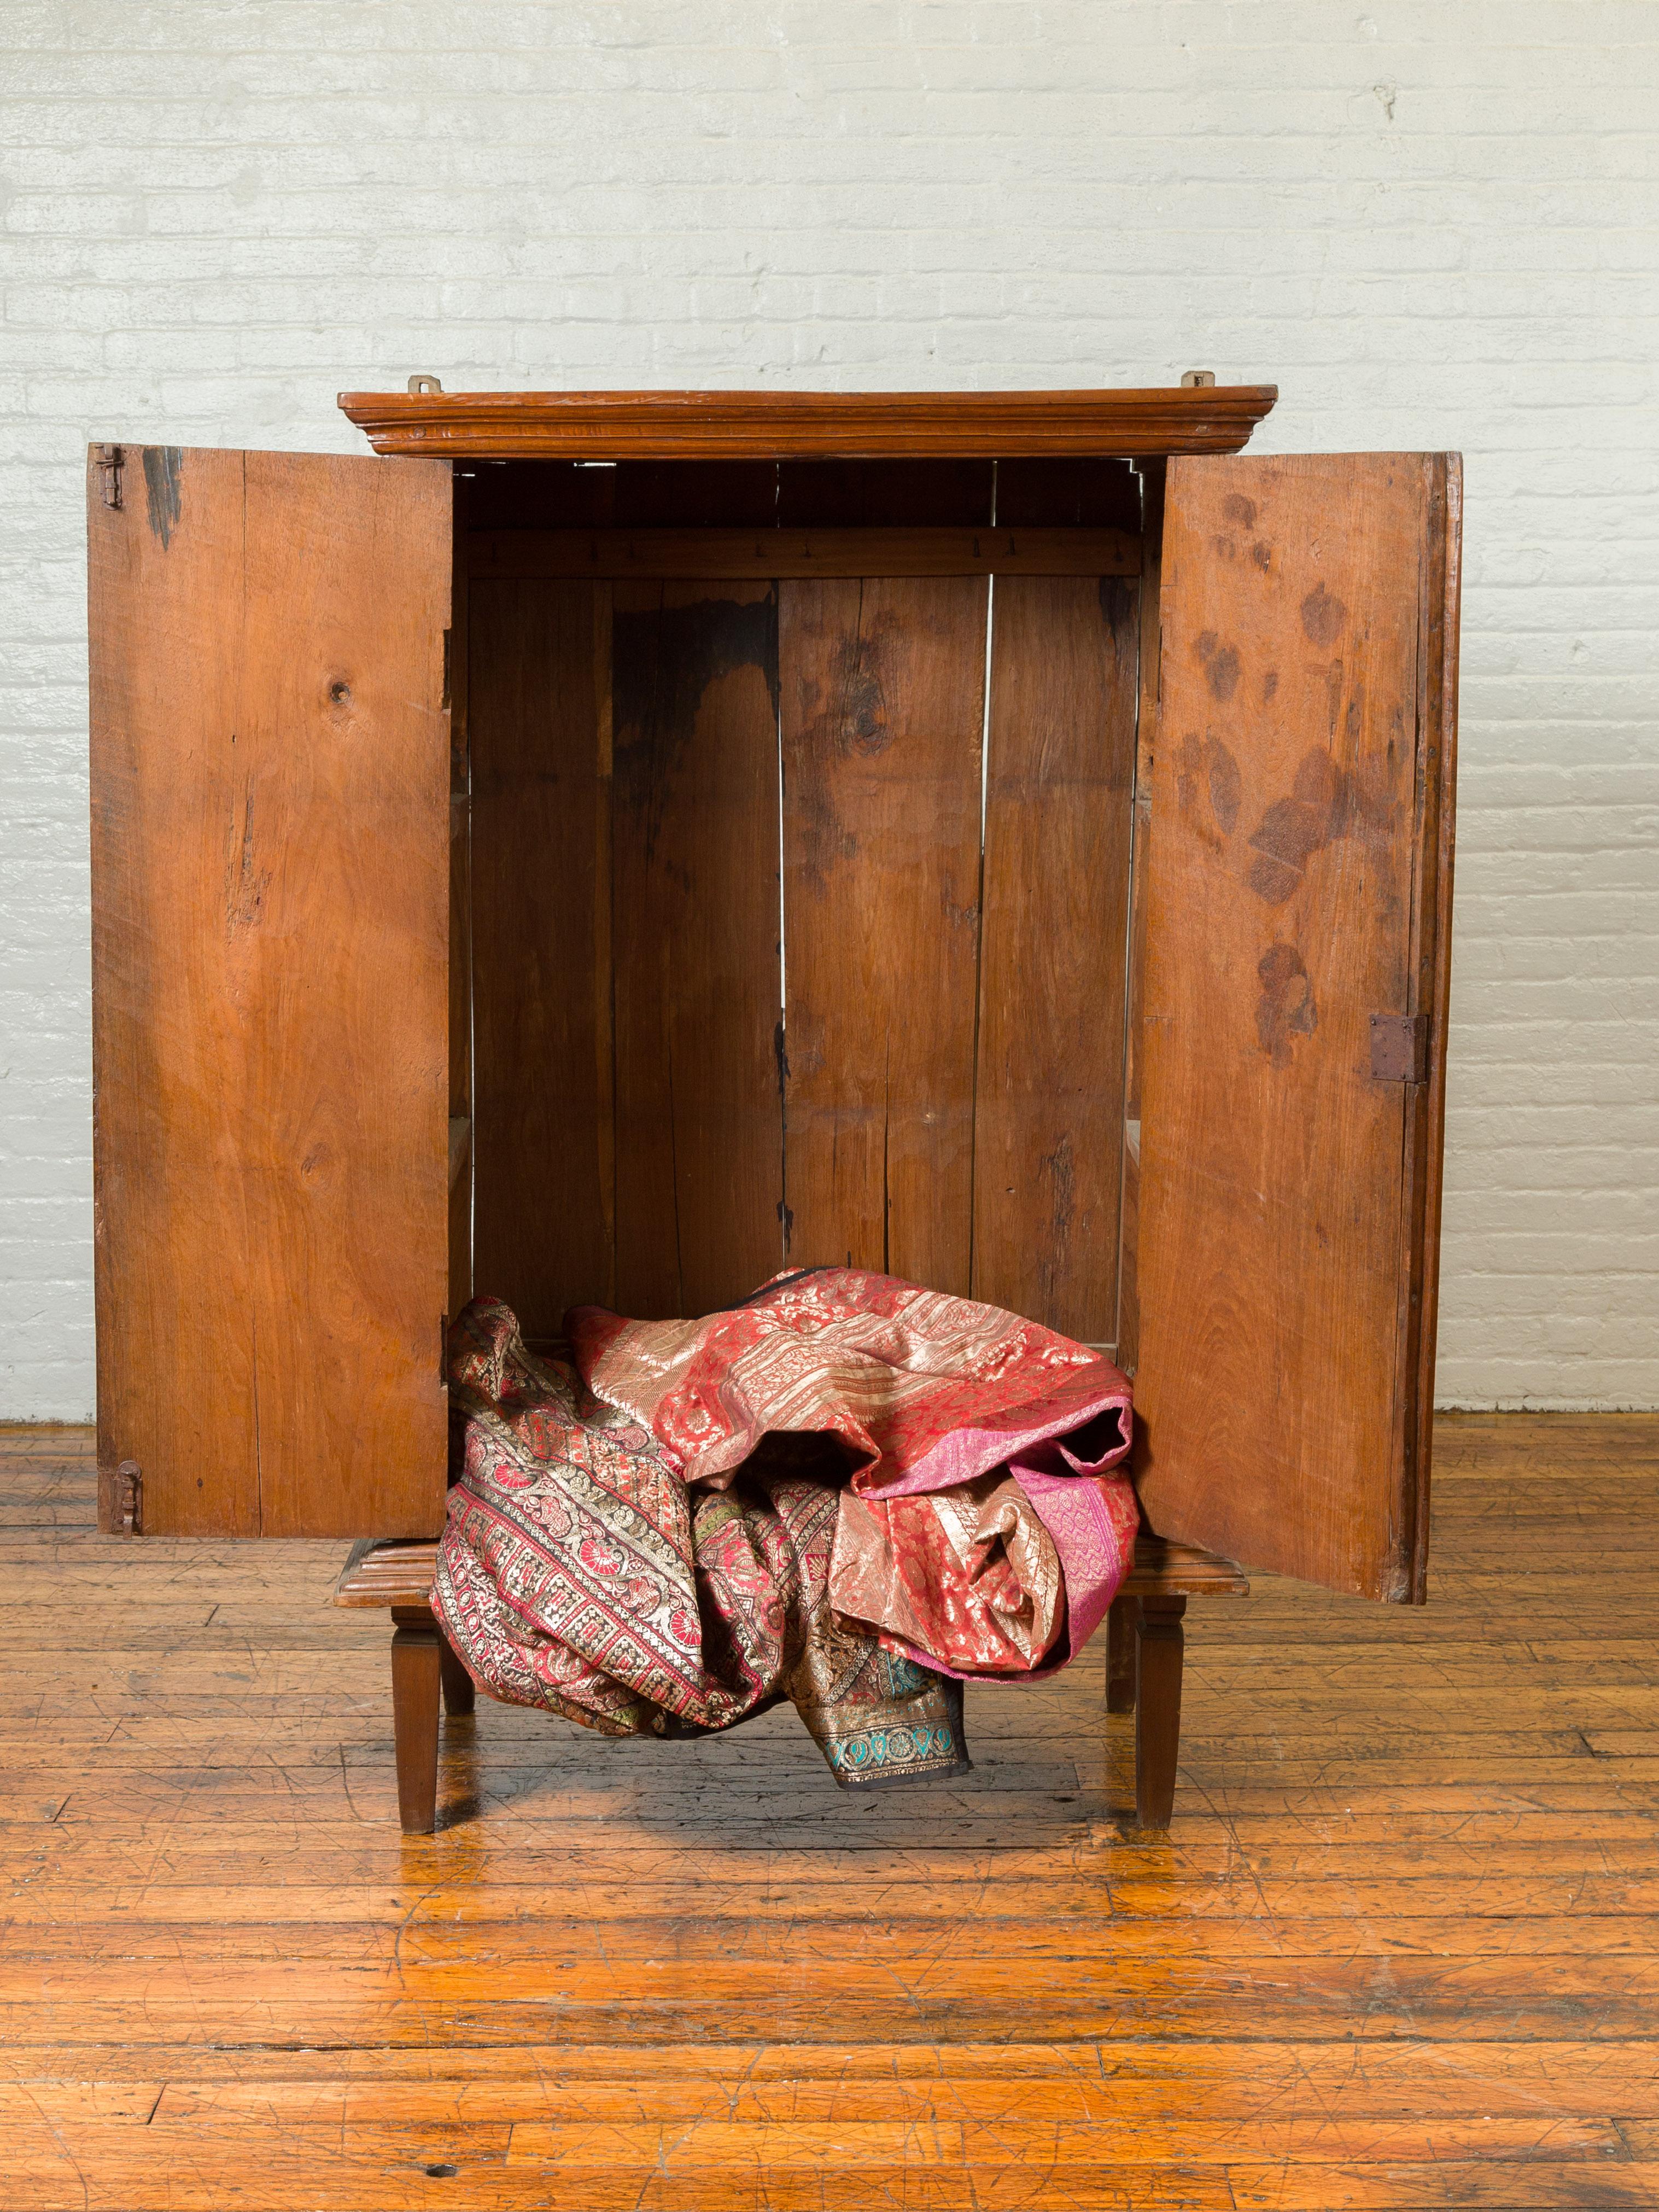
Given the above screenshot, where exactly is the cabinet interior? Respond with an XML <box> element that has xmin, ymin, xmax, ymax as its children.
<box><xmin>449</xmin><ymin>456</ymin><xmax>1156</xmax><ymax>1358</ymax></box>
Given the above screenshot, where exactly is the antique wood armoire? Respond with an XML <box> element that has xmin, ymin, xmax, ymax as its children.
<box><xmin>87</xmin><ymin>381</ymin><xmax>1461</xmax><ymax>1831</ymax></box>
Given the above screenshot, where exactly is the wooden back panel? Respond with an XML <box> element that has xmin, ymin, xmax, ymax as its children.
<box><xmin>89</xmin><ymin>447</ymin><xmax>452</xmax><ymax>1538</ymax></box>
<box><xmin>1132</xmin><ymin>453</ymin><xmax>1461</xmax><ymax>1602</ymax></box>
<box><xmin>468</xmin><ymin>509</ymin><xmax>1139</xmax><ymax>1338</ymax></box>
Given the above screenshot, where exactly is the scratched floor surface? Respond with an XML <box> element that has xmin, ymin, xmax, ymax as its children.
<box><xmin>2</xmin><ymin>1414</ymin><xmax>1658</xmax><ymax>2209</ymax></box>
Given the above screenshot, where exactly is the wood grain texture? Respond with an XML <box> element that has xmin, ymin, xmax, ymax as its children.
<box><xmin>972</xmin><ymin>575</ymin><xmax>1138</xmax><ymax>1339</ymax></box>
<box><xmin>1134</xmin><ymin>454</ymin><xmax>1461</xmax><ymax>1604</ymax></box>
<box><xmin>88</xmin><ymin>447</ymin><xmax>451</xmax><ymax>1540</ymax></box>
<box><xmin>339</xmin><ymin>385</ymin><xmax>1280</xmax><ymax>461</ymax></box>
<box><xmin>780</xmin><ymin>577</ymin><xmax>987</xmax><ymax>1287</ymax></box>
<box><xmin>468</xmin><ymin>578</ymin><xmax>615</xmax><ymax>1334</ymax></box>
<box><xmin>1114</xmin><ymin>460</ymin><xmax>1166</xmax><ymax>1377</ymax></box>
<box><xmin>448</xmin><ymin>497</ymin><xmax>474</xmax><ymax>1321</ymax></box>
<box><xmin>469</xmin><ymin>526</ymin><xmax>1140</xmax><ymax>580</ymax></box>
<box><xmin>611</xmin><ymin>580</ymin><xmax>785</xmax><ymax>1315</ymax></box>
<box><xmin>1</xmin><ymin>1413</ymin><xmax>1655</xmax><ymax>2209</ymax></box>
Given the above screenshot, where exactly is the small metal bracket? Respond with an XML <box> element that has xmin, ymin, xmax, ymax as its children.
<box><xmin>1180</xmin><ymin>369</ymin><xmax>1216</xmax><ymax>388</ymax></box>
<box><xmin>1370</xmin><ymin>1012</ymin><xmax>1428</xmax><ymax>1083</ymax></box>
<box><xmin>96</xmin><ymin>443</ymin><xmax>123</xmax><ymax>509</ymax></box>
<box><xmin>116</xmin><ymin>1459</ymin><xmax>142</xmax><ymax>1534</ymax></box>
<box><xmin>407</xmin><ymin>374</ymin><xmax>444</xmax><ymax>396</ymax></box>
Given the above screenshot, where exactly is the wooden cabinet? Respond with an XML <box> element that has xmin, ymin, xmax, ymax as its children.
<box><xmin>89</xmin><ymin>387</ymin><xmax>1459</xmax><ymax>1621</ymax></box>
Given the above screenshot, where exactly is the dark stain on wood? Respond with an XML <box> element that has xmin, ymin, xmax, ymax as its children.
<box><xmin>1175</xmin><ymin>733</ymin><xmax>1241</xmax><ymax>848</ymax></box>
<box><xmin>141</xmin><ymin>446</ymin><xmax>184</xmax><ymax>548</ymax></box>
<box><xmin>1301</xmin><ymin>581</ymin><xmax>1348</xmax><ymax>646</ymax></box>
<box><xmin>614</xmin><ymin>590</ymin><xmax>780</xmax><ymax>861</ymax></box>
<box><xmin>826</xmin><ymin>601</ymin><xmax>896</xmax><ymax>756</ymax></box>
<box><xmin>1255</xmin><ymin>941</ymin><xmax>1318</xmax><ymax>1067</ymax></box>
<box><xmin>1195</xmin><ymin>630</ymin><xmax>1241</xmax><ymax>701</ymax></box>
<box><xmin>1097</xmin><ymin>575</ymin><xmax>1136</xmax><ymax>635</ymax></box>
<box><xmin>1246</xmin><ymin>745</ymin><xmax>1399</xmax><ymax>906</ymax></box>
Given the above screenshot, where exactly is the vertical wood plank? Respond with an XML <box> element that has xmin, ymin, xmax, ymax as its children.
<box><xmin>89</xmin><ymin>446</ymin><xmax>451</xmax><ymax>1539</ymax></box>
<box><xmin>448</xmin><ymin>488</ymin><xmax>473</xmax><ymax>1321</ymax></box>
<box><xmin>611</xmin><ymin>581</ymin><xmax>784</xmax><ymax>1316</ymax></box>
<box><xmin>469</xmin><ymin>578</ymin><xmax>613</xmax><ymax>1333</ymax></box>
<box><xmin>971</xmin><ymin>574</ymin><xmax>1137</xmax><ymax>1340</ymax></box>
<box><xmin>1135</xmin><ymin>453</ymin><xmax>1460</xmax><ymax>1603</ymax></box>
<box><xmin>780</xmin><ymin>577</ymin><xmax>986</xmax><ymax>1290</ymax></box>
<box><xmin>1116</xmin><ymin>460</ymin><xmax>1166</xmax><ymax>1376</ymax></box>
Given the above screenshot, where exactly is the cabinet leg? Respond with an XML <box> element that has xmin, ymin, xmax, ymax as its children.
<box><xmin>439</xmin><ymin>1632</ymin><xmax>476</xmax><ymax>1717</ymax></box>
<box><xmin>1106</xmin><ymin>1595</ymin><xmax>1140</xmax><ymax>1713</ymax></box>
<box><xmin>1134</xmin><ymin>1596</ymin><xmax>1187</xmax><ymax>1830</ymax></box>
<box><xmin>390</xmin><ymin>1606</ymin><xmax>441</xmax><ymax>1835</ymax></box>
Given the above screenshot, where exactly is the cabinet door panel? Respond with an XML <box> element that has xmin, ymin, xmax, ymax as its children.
<box><xmin>89</xmin><ymin>446</ymin><xmax>452</xmax><ymax>1537</ymax></box>
<box><xmin>1134</xmin><ymin>453</ymin><xmax>1459</xmax><ymax>1602</ymax></box>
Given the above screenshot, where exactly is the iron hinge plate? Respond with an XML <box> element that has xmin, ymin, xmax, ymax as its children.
<box><xmin>1370</xmin><ymin>1012</ymin><xmax>1428</xmax><ymax>1083</ymax></box>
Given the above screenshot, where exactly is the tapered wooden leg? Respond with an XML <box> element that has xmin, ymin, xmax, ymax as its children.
<box><xmin>390</xmin><ymin>1606</ymin><xmax>441</xmax><ymax>1835</ymax></box>
<box><xmin>1106</xmin><ymin>1595</ymin><xmax>1141</xmax><ymax>1713</ymax></box>
<box><xmin>439</xmin><ymin>1633</ymin><xmax>476</xmax><ymax>1717</ymax></box>
<box><xmin>1134</xmin><ymin>1596</ymin><xmax>1187</xmax><ymax>1830</ymax></box>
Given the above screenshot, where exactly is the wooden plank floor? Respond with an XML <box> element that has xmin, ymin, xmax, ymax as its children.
<box><xmin>2</xmin><ymin>1416</ymin><xmax>1657</xmax><ymax>2209</ymax></box>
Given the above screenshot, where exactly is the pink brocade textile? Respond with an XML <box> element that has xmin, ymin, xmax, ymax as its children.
<box><xmin>568</xmin><ymin>1266</ymin><xmax>1140</xmax><ymax>1679</ymax></box>
<box><xmin>567</xmin><ymin>1266</ymin><xmax>1134</xmax><ymax>1499</ymax></box>
<box><xmin>831</xmin><ymin>1475</ymin><xmax>1066</xmax><ymax>1674</ymax></box>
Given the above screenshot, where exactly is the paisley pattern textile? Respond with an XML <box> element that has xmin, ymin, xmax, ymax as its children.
<box><xmin>432</xmin><ymin>1299</ymin><xmax>969</xmax><ymax>1790</ymax></box>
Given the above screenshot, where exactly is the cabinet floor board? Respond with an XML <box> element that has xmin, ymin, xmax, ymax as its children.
<box><xmin>0</xmin><ymin>1413</ymin><xmax>1655</xmax><ymax>2210</ymax></box>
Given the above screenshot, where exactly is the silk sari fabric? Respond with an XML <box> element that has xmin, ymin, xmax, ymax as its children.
<box><xmin>568</xmin><ymin>1267</ymin><xmax>1139</xmax><ymax>1679</ymax></box>
<box><xmin>432</xmin><ymin>1299</ymin><xmax>969</xmax><ymax>1790</ymax></box>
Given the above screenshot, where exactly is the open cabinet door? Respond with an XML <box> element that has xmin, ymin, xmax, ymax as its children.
<box><xmin>89</xmin><ymin>446</ymin><xmax>452</xmax><ymax>1538</ymax></box>
<box><xmin>1134</xmin><ymin>453</ymin><xmax>1459</xmax><ymax>1602</ymax></box>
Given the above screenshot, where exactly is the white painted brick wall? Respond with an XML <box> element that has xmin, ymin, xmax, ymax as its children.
<box><xmin>2</xmin><ymin>2</ymin><xmax>1655</xmax><ymax>1415</ymax></box>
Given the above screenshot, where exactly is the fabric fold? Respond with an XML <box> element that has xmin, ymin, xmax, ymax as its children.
<box><xmin>569</xmin><ymin>1266</ymin><xmax>1140</xmax><ymax>1681</ymax></box>
<box><xmin>433</xmin><ymin>1298</ymin><xmax>971</xmax><ymax>1790</ymax></box>
<box><xmin>567</xmin><ymin>1264</ymin><xmax>1134</xmax><ymax>1499</ymax></box>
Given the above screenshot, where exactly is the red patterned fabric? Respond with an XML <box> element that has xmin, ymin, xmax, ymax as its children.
<box><xmin>568</xmin><ymin>1266</ymin><xmax>1133</xmax><ymax>1498</ymax></box>
<box><xmin>569</xmin><ymin>1268</ymin><xmax>1138</xmax><ymax>1679</ymax></box>
<box><xmin>433</xmin><ymin>1299</ymin><xmax>970</xmax><ymax>1789</ymax></box>
<box><xmin>831</xmin><ymin>1474</ymin><xmax>1066</xmax><ymax>1674</ymax></box>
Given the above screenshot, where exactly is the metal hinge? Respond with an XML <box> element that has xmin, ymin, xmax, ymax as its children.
<box><xmin>117</xmin><ymin>1459</ymin><xmax>142</xmax><ymax>1534</ymax></box>
<box><xmin>1370</xmin><ymin>1012</ymin><xmax>1428</xmax><ymax>1083</ymax></box>
<box><xmin>96</xmin><ymin>443</ymin><xmax>123</xmax><ymax>509</ymax></box>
